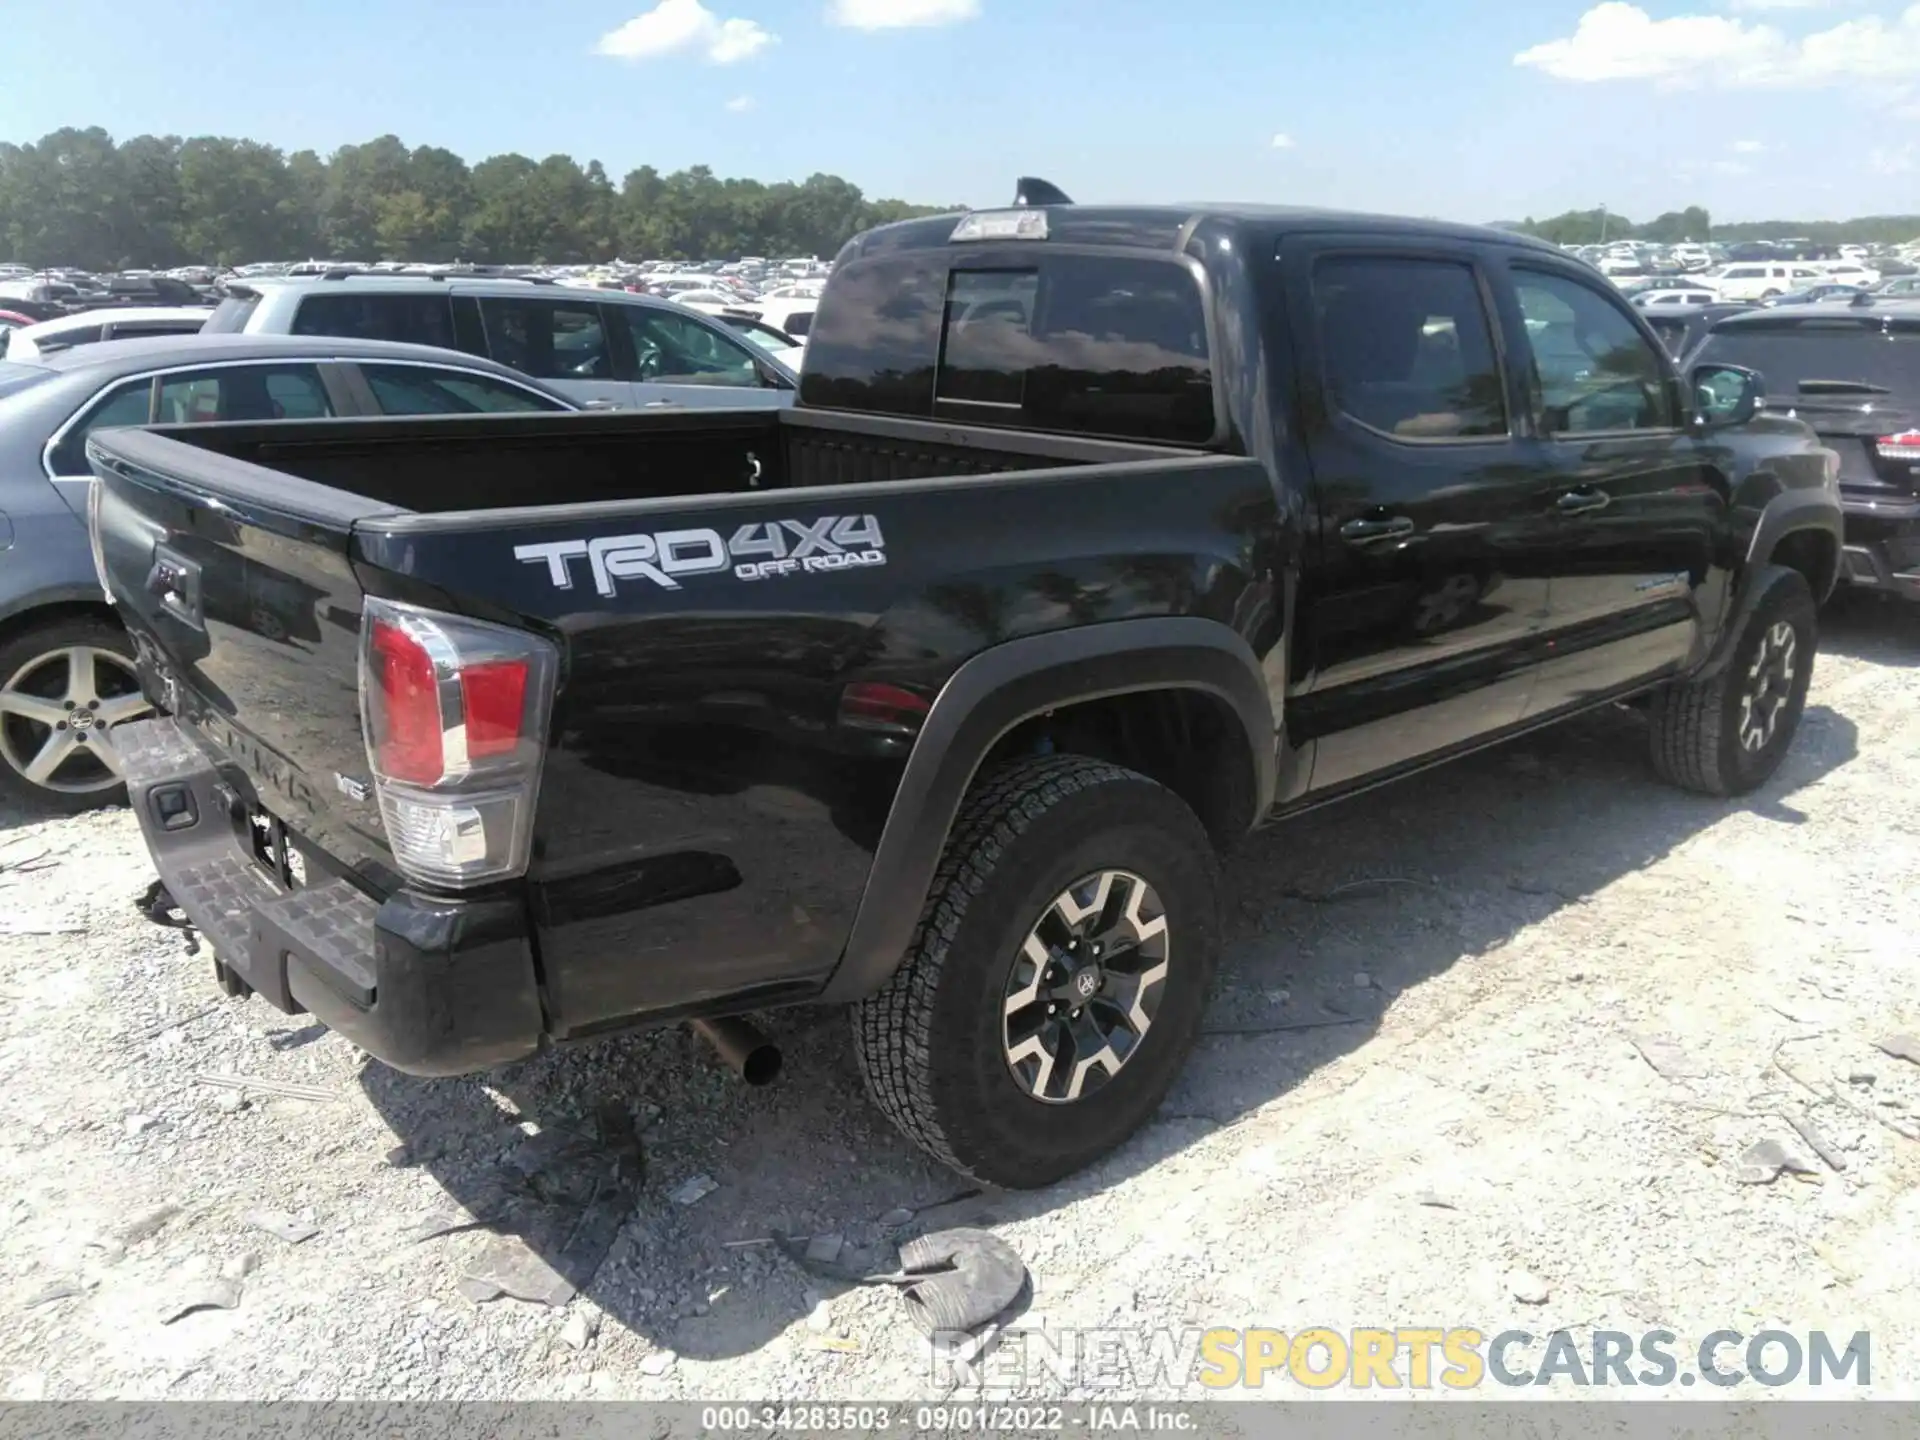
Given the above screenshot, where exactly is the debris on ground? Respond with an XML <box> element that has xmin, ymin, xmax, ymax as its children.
<box><xmin>667</xmin><ymin>1175</ymin><xmax>717</xmax><ymax>1207</ymax></box>
<box><xmin>243</xmin><ymin>1210</ymin><xmax>319</xmax><ymax>1245</ymax></box>
<box><xmin>1874</xmin><ymin>1034</ymin><xmax>1920</xmax><ymax>1067</ymax></box>
<box><xmin>1629</xmin><ymin>1031</ymin><xmax>1708</xmax><ymax>1081</ymax></box>
<box><xmin>638</xmin><ymin>1349</ymin><xmax>676</xmax><ymax>1377</ymax></box>
<box><xmin>117</xmin><ymin>1204</ymin><xmax>181</xmax><ymax>1245</ymax></box>
<box><xmin>1508</xmin><ymin>1271</ymin><xmax>1551</xmax><ymax>1306</ymax></box>
<box><xmin>1737</xmin><ymin>1139</ymin><xmax>1818</xmax><ymax>1185</ymax></box>
<box><xmin>21</xmin><ymin>1278</ymin><xmax>84</xmax><ymax>1309</ymax></box>
<box><xmin>157</xmin><ymin>1279</ymin><xmax>241</xmax><ymax>1324</ymax></box>
<box><xmin>559</xmin><ymin>1308</ymin><xmax>600</xmax><ymax>1351</ymax></box>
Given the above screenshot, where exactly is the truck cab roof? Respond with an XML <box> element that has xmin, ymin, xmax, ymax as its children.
<box><xmin>843</xmin><ymin>203</ymin><xmax>1571</xmax><ymax>261</ymax></box>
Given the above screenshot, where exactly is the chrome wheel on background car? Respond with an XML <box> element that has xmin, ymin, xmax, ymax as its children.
<box><xmin>1002</xmin><ymin>869</ymin><xmax>1170</xmax><ymax>1104</ymax></box>
<box><xmin>1739</xmin><ymin>621</ymin><xmax>1797</xmax><ymax>752</ymax></box>
<box><xmin>0</xmin><ymin>641</ymin><xmax>151</xmax><ymax>802</ymax></box>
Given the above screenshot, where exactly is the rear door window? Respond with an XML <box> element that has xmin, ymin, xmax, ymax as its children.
<box><xmin>1310</xmin><ymin>255</ymin><xmax>1508</xmax><ymax>439</ymax></box>
<box><xmin>292</xmin><ymin>292</ymin><xmax>458</xmax><ymax>349</ymax></box>
<box><xmin>477</xmin><ymin>298</ymin><xmax>612</xmax><ymax>381</ymax></box>
<box><xmin>360</xmin><ymin>363</ymin><xmax>567</xmax><ymax>414</ymax></box>
<box><xmin>155</xmin><ymin>364</ymin><xmax>335</xmax><ymax>424</ymax></box>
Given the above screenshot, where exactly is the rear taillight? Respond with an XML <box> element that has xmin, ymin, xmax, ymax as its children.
<box><xmin>1877</xmin><ymin>430</ymin><xmax>1920</xmax><ymax>462</ymax></box>
<box><xmin>358</xmin><ymin>598</ymin><xmax>557</xmax><ymax>889</ymax></box>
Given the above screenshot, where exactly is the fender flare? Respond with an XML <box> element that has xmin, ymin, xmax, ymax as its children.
<box><xmin>820</xmin><ymin>617</ymin><xmax>1275</xmax><ymax>1003</ymax></box>
<box><xmin>1744</xmin><ymin>486</ymin><xmax>1842</xmax><ymax>599</ymax></box>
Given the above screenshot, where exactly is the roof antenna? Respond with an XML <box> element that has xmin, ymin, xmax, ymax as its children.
<box><xmin>1014</xmin><ymin>177</ymin><xmax>1072</xmax><ymax>207</ymax></box>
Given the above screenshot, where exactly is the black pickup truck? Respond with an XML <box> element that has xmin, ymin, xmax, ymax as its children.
<box><xmin>90</xmin><ymin>190</ymin><xmax>1843</xmax><ymax>1189</ymax></box>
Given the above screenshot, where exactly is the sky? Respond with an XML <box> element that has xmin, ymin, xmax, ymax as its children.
<box><xmin>1</xmin><ymin>0</ymin><xmax>1916</xmax><ymax>225</ymax></box>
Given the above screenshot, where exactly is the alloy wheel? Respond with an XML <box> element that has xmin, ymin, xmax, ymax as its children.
<box><xmin>1001</xmin><ymin>869</ymin><xmax>1171</xmax><ymax>1104</ymax></box>
<box><xmin>1738</xmin><ymin>620</ymin><xmax>1796</xmax><ymax>752</ymax></box>
<box><xmin>0</xmin><ymin>646</ymin><xmax>152</xmax><ymax>795</ymax></box>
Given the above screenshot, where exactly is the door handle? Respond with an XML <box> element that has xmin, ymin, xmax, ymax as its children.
<box><xmin>1339</xmin><ymin>515</ymin><xmax>1416</xmax><ymax>545</ymax></box>
<box><xmin>642</xmin><ymin>400</ymin><xmax>680</xmax><ymax>408</ymax></box>
<box><xmin>1556</xmin><ymin>488</ymin><xmax>1611</xmax><ymax>515</ymax></box>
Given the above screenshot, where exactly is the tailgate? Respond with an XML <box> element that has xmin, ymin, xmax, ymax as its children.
<box><xmin>1767</xmin><ymin>396</ymin><xmax>1919</xmax><ymax>507</ymax></box>
<box><xmin>88</xmin><ymin>427</ymin><xmax>399</xmax><ymax>878</ymax></box>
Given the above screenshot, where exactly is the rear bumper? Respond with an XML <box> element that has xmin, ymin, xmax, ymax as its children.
<box><xmin>117</xmin><ymin>717</ymin><xmax>545</xmax><ymax>1077</ymax></box>
<box><xmin>1839</xmin><ymin>508</ymin><xmax>1920</xmax><ymax>603</ymax></box>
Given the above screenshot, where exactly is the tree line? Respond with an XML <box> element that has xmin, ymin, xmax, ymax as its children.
<box><xmin>0</xmin><ymin>127</ymin><xmax>955</xmax><ymax>271</ymax></box>
<box><xmin>1509</xmin><ymin>206</ymin><xmax>1920</xmax><ymax>247</ymax></box>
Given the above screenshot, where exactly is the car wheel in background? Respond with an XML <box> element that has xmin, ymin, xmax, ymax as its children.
<box><xmin>0</xmin><ymin>615</ymin><xmax>151</xmax><ymax>813</ymax></box>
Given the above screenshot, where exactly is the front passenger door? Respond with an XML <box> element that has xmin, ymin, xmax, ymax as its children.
<box><xmin>616</xmin><ymin>306</ymin><xmax>792</xmax><ymax>410</ymax></box>
<box><xmin>1501</xmin><ymin>264</ymin><xmax>1729</xmax><ymax>718</ymax></box>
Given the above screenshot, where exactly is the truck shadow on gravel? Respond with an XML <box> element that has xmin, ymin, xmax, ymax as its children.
<box><xmin>354</xmin><ymin>693</ymin><xmax>1859</xmax><ymax>1364</ymax></box>
<box><xmin>1819</xmin><ymin>589</ymin><xmax>1920</xmax><ymax>667</ymax></box>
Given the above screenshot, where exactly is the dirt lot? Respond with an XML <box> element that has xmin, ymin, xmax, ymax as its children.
<box><xmin>2</xmin><ymin>594</ymin><xmax>1917</xmax><ymax>1403</ymax></box>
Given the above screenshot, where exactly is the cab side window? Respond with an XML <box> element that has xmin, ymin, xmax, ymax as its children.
<box><xmin>1512</xmin><ymin>269</ymin><xmax>1675</xmax><ymax>435</ymax></box>
<box><xmin>1312</xmin><ymin>255</ymin><xmax>1508</xmax><ymax>440</ymax></box>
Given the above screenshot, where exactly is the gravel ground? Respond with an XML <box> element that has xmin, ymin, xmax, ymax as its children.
<box><xmin>2</xmin><ymin>593</ymin><xmax>1917</xmax><ymax>1403</ymax></box>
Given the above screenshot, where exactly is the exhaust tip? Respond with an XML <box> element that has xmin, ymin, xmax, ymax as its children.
<box><xmin>740</xmin><ymin>1043</ymin><xmax>782</xmax><ymax>1087</ymax></box>
<box><xmin>690</xmin><ymin>1017</ymin><xmax>782</xmax><ymax>1087</ymax></box>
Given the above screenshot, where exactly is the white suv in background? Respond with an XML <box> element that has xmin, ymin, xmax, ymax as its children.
<box><xmin>202</xmin><ymin>275</ymin><xmax>797</xmax><ymax>409</ymax></box>
<box><xmin>1704</xmin><ymin>262</ymin><xmax>1824</xmax><ymax>302</ymax></box>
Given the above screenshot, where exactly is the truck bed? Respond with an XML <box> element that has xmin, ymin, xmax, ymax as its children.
<box><xmin>90</xmin><ymin>406</ymin><xmax>1274</xmax><ymax>1046</ymax></box>
<box><xmin>123</xmin><ymin>405</ymin><xmax>1185</xmax><ymax>515</ymax></box>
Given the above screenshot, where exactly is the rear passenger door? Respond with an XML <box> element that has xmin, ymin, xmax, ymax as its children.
<box><xmin>1496</xmin><ymin>261</ymin><xmax>1728</xmax><ymax>715</ymax></box>
<box><xmin>1283</xmin><ymin>241</ymin><xmax>1560</xmax><ymax>792</ymax></box>
<box><xmin>469</xmin><ymin>296</ymin><xmax>632</xmax><ymax>408</ymax></box>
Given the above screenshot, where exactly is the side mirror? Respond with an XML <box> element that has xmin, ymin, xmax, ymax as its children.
<box><xmin>1692</xmin><ymin>363</ymin><xmax>1764</xmax><ymax>427</ymax></box>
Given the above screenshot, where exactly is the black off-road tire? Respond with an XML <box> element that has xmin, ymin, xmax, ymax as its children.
<box><xmin>1648</xmin><ymin>567</ymin><xmax>1817</xmax><ymax>797</ymax></box>
<box><xmin>852</xmin><ymin>755</ymin><xmax>1221</xmax><ymax>1189</ymax></box>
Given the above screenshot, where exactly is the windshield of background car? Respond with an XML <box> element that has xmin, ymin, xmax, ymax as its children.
<box><xmin>800</xmin><ymin>251</ymin><xmax>1216</xmax><ymax>444</ymax></box>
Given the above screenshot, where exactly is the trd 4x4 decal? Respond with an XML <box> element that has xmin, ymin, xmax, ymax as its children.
<box><xmin>514</xmin><ymin>515</ymin><xmax>886</xmax><ymax>594</ymax></box>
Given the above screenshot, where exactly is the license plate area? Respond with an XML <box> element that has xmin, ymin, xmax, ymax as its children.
<box><xmin>246</xmin><ymin>809</ymin><xmax>307</xmax><ymax>890</ymax></box>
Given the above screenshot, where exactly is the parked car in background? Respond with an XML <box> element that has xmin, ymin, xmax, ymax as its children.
<box><xmin>717</xmin><ymin>313</ymin><xmax>807</xmax><ymax>370</ymax></box>
<box><xmin>0</xmin><ymin>334</ymin><xmax>574</xmax><ymax>810</ymax></box>
<box><xmin>203</xmin><ymin>276</ymin><xmax>796</xmax><ymax>409</ymax></box>
<box><xmin>1765</xmin><ymin>284</ymin><xmax>1869</xmax><ymax>307</ymax></box>
<box><xmin>1872</xmin><ymin>276</ymin><xmax>1920</xmax><ymax>298</ymax></box>
<box><xmin>1703</xmin><ymin>262</ymin><xmax>1825</xmax><ymax>302</ymax></box>
<box><xmin>1691</xmin><ymin>302</ymin><xmax>1920</xmax><ymax>603</ymax></box>
<box><xmin>1633</xmin><ymin>287</ymin><xmax>1720</xmax><ymax>308</ymax></box>
<box><xmin>1814</xmin><ymin>261</ymin><xmax>1880</xmax><ymax>288</ymax></box>
<box><xmin>3</xmin><ymin>306</ymin><xmax>209</xmax><ymax>360</ymax></box>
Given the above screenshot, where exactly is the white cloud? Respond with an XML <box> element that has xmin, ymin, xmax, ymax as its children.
<box><xmin>725</xmin><ymin>94</ymin><xmax>756</xmax><ymax>111</ymax></box>
<box><xmin>1711</xmin><ymin>159</ymin><xmax>1755</xmax><ymax>174</ymax></box>
<box><xmin>827</xmin><ymin>0</ymin><xmax>980</xmax><ymax>28</ymax></box>
<box><xmin>1869</xmin><ymin>144</ymin><xmax>1915</xmax><ymax>173</ymax></box>
<box><xmin>596</xmin><ymin>0</ymin><xmax>775</xmax><ymax>64</ymax></box>
<box><xmin>1514</xmin><ymin>2</ymin><xmax>1920</xmax><ymax>87</ymax></box>
<box><xmin>1727</xmin><ymin>0</ymin><xmax>1837</xmax><ymax>10</ymax></box>
<box><xmin>1270</xmin><ymin>132</ymin><xmax>1296</xmax><ymax>149</ymax></box>
<box><xmin>1731</xmin><ymin>138</ymin><xmax>1766</xmax><ymax>150</ymax></box>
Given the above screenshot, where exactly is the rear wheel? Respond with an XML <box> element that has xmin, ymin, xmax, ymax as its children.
<box><xmin>1648</xmin><ymin>568</ymin><xmax>1816</xmax><ymax>797</ymax></box>
<box><xmin>0</xmin><ymin>615</ymin><xmax>151</xmax><ymax>813</ymax></box>
<box><xmin>853</xmin><ymin>755</ymin><xmax>1220</xmax><ymax>1188</ymax></box>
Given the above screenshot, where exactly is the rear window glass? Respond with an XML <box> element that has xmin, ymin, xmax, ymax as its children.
<box><xmin>801</xmin><ymin>252</ymin><xmax>1215</xmax><ymax>445</ymax></box>
<box><xmin>292</xmin><ymin>292</ymin><xmax>457</xmax><ymax>349</ymax></box>
<box><xmin>1694</xmin><ymin>320</ymin><xmax>1920</xmax><ymax>395</ymax></box>
<box><xmin>201</xmin><ymin>294</ymin><xmax>261</xmax><ymax>333</ymax></box>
